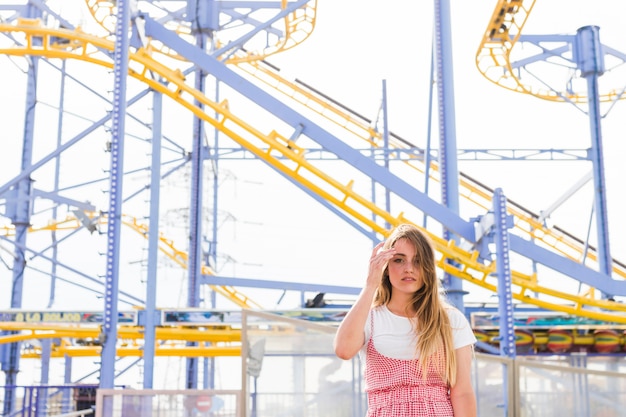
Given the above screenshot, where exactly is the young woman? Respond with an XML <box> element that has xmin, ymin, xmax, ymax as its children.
<box><xmin>334</xmin><ymin>223</ymin><xmax>477</xmax><ymax>417</ymax></box>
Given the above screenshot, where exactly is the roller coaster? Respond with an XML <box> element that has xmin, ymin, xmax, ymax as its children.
<box><xmin>1</xmin><ymin>0</ymin><xmax>626</xmax><ymax>396</ymax></box>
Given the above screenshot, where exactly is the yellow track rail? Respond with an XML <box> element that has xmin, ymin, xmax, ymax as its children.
<box><xmin>121</xmin><ymin>214</ymin><xmax>264</xmax><ymax>309</ymax></box>
<box><xmin>0</xmin><ymin>322</ymin><xmax>241</xmax><ymax>358</ymax></box>
<box><xmin>0</xmin><ymin>212</ymin><xmax>262</xmax><ymax>309</ymax></box>
<box><xmin>1</xmin><ymin>21</ymin><xmax>625</xmax><ymax>325</ymax></box>
<box><xmin>476</xmin><ymin>0</ymin><xmax>626</xmax><ymax>103</ymax></box>
<box><xmin>85</xmin><ymin>0</ymin><xmax>317</xmax><ymax>64</ymax></box>
<box><xmin>233</xmin><ymin>58</ymin><xmax>626</xmax><ymax>280</ymax></box>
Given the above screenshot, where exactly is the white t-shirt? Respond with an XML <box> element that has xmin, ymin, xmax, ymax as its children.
<box><xmin>360</xmin><ymin>304</ymin><xmax>477</xmax><ymax>360</ymax></box>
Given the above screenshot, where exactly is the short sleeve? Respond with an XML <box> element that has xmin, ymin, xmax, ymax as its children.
<box><xmin>447</xmin><ymin>307</ymin><xmax>477</xmax><ymax>349</ymax></box>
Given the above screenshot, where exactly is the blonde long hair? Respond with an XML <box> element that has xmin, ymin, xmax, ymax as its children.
<box><xmin>372</xmin><ymin>223</ymin><xmax>458</xmax><ymax>386</ymax></box>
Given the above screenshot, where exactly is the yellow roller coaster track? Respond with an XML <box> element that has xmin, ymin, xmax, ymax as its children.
<box><xmin>0</xmin><ymin>212</ymin><xmax>263</xmax><ymax>310</ymax></box>
<box><xmin>1</xmin><ymin>20</ymin><xmax>625</xmax><ymax>326</ymax></box>
<box><xmin>232</xmin><ymin>57</ymin><xmax>626</xmax><ymax>282</ymax></box>
<box><xmin>476</xmin><ymin>0</ymin><xmax>626</xmax><ymax>103</ymax></box>
<box><xmin>0</xmin><ymin>321</ymin><xmax>242</xmax><ymax>358</ymax></box>
<box><xmin>85</xmin><ymin>0</ymin><xmax>317</xmax><ymax>64</ymax></box>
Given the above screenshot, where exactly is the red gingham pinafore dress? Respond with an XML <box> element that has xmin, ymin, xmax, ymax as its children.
<box><xmin>364</xmin><ymin>312</ymin><xmax>453</xmax><ymax>417</ymax></box>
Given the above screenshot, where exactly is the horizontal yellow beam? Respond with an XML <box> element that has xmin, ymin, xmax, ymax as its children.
<box><xmin>0</xmin><ymin>323</ymin><xmax>241</xmax><ymax>343</ymax></box>
<box><xmin>21</xmin><ymin>344</ymin><xmax>241</xmax><ymax>358</ymax></box>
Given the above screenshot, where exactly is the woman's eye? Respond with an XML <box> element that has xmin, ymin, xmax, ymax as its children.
<box><xmin>393</xmin><ymin>258</ymin><xmax>404</xmax><ymax>264</ymax></box>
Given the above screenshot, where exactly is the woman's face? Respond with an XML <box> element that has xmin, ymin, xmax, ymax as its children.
<box><xmin>387</xmin><ymin>238</ymin><xmax>424</xmax><ymax>295</ymax></box>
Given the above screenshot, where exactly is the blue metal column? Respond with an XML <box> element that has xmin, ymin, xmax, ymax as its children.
<box><xmin>100</xmin><ymin>0</ymin><xmax>132</xmax><ymax>389</ymax></box>
<box><xmin>48</xmin><ymin>60</ymin><xmax>67</xmax><ymax>309</ymax></box>
<box><xmin>434</xmin><ymin>0</ymin><xmax>465</xmax><ymax>310</ymax></box>
<box><xmin>2</xmin><ymin>28</ymin><xmax>39</xmax><ymax>413</ymax></box>
<box><xmin>143</xmin><ymin>89</ymin><xmax>163</xmax><ymax>388</ymax></box>
<box><xmin>423</xmin><ymin>44</ymin><xmax>436</xmax><ymax>229</ymax></box>
<box><xmin>370</xmin><ymin>79</ymin><xmax>391</xmax><ymax>232</ymax></box>
<box><xmin>186</xmin><ymin>31</ymin><xmax>208</xmax><ymax>390</ymax></box>
<box><xmin>494</xmin><ymin>188</ymin><xmax>516</xmax><ymax>358</ymax></box>
<box><xmin>574</xmin><ymin>26</ymin><xmax>612</xmax><ymax>284</ymax></box>
<box><xmin>36</xmin><ymin>340</ymin><xmax>51</xmax><ymax>417</ymax></box>
<box><xmin>382</xmin><ymin>79</ymin><xmax>391</xmax><ymax>229</ymax></box>
<box><xmin>205</xmin><ymin>78</ymin><xmax>221</xmax><ymax>390</ymax></box>
<box><xmin>63</xmin><ymin>355</ymin><xmax>72</xmax><ymax>414</ymax></box>
<box><xmin>493</xmin><ymin>188</ymin><xmax>516</xmax><ymax>416</ymax></box>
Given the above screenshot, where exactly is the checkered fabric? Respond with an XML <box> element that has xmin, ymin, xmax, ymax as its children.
<box><xmin>364</xmin><ymin>312</ymin><xmax>453</xmax><ymax>417</ymax></box>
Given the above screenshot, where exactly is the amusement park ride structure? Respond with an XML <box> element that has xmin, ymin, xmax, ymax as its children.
<box><xmin>0</xmin><ymin>0</ymin><xmax>626</xmax><ymax>403</ymax></box>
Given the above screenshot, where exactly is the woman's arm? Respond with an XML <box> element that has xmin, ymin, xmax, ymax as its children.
<box><xmin>333</xmin><ymin>283</ymin><xmax>376</xmax><ymax>360</ymax></box>
<box><xmin>333</xmin><ymin>242</ymin><xmax>395</xmax><ymax>360</ymax></box>
<box><xmin>450</xmin><ymin>344</ymin><xmax>477</xmax><ymax>417</ymax></box>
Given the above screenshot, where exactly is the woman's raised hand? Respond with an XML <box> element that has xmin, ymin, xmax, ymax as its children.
<box><xmin>366</xmin><ymin>241</ymin><xmax>396</xmax><ymax>287</ymax></box>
